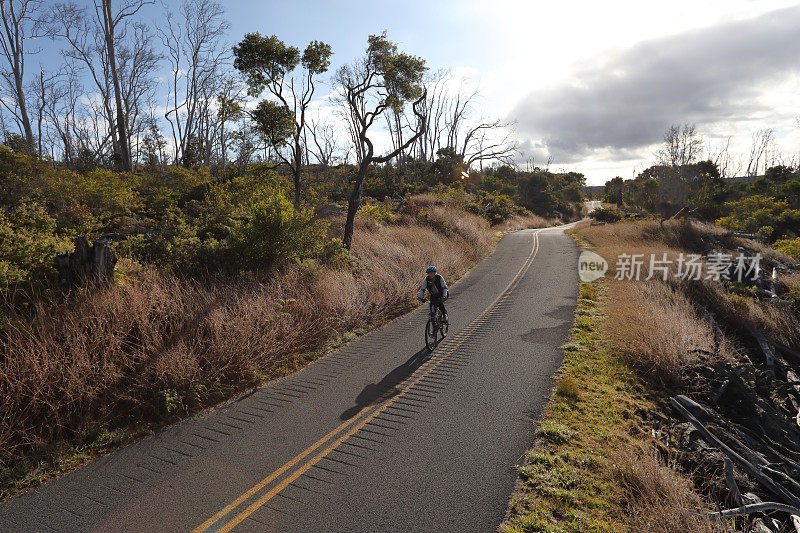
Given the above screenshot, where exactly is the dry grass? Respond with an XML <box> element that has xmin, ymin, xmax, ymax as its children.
<box><xmin>581</xmin><ymin>218</ymin><xmax>800</xmax><ymax>351</ymax></box>
<box><xmin>571</xmin><ymin>218</ymin><xmax>799</xmax><ymax>529</ymax></box>
<box><xmin>786</xmin><ymin>271</ymin><xmax>800</xmax><ymax>290</ymax></box>
<box><xmin>494</xmin><ymin>213</ymin><xmax>559</xmax><ymax>233</ymax></box>
<box><xmin>0</xmin><ymin>197</ymin><xmax>493</xmax><ymax>483</ymax></box>
<box><xmin>677</xmin><ymin>276</ymin><xmax>800</xmax><ymax>349</ymax></box>
<box><xmin>606</xmin><ymin>280</ymin><xmax>734</xmax><ymax>387</ymax></box>
<box><xmin>613</xmin><ymin>447</ymin><xmax>728</xmax><ymax>533</ymax></box>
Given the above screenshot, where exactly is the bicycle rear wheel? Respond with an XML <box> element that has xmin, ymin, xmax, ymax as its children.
<box><xmin>425</xmin><ymin>318</ymin><xmax>438</xmax><ymax>350</ymax></box>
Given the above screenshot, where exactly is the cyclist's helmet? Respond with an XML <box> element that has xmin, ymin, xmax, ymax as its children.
<box><xmin>426</xmin><ymin>266</ymin><xmax>437</xmax><ymax>273</ymax></box>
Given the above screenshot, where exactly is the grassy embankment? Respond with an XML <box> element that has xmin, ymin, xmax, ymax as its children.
<box><xmin>0</xmin><ymin>195</ymin><xmax>557</xmax><ymax>500</ymax></box>
<box><xmin>498</xmin><ymin>219</ymin><xmax>800</xmax><ymax>532</ymax></box>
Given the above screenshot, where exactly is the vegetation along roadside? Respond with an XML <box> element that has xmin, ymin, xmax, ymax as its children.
<box><xmin>501</xmin><ymin>215</ymin><xmax>800</xmax><ymax>532</ymax></box>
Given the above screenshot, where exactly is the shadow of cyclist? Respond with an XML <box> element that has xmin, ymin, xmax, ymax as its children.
<box><xmin>339</xmin><ymin>347</ymin><xmax>430</xmax><ymax>420</ymax></box>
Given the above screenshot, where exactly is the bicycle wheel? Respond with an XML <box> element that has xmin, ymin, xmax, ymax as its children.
<box><xmin>425</xmin><ymin>318</ymin><xmax>438</xmax><ymax>350</ymax></box>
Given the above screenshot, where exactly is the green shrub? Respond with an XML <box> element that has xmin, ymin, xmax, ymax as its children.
<box><xmin>416</xmin><ymin>209</ymin><xmax>452</xmax><ymax>236</ymax></box>
<box><xmin>717</xmin><ymin>195</ymin><xmax>800</xmax><ymax>240</ymax></box>
<box><xmin>156</xmin><ymin>389</ymin><xmax>183</xmax><ymax>417</ymax></box>
<box><xmin>357</xmin><ymin>203</ymin><xmax>396</xmax><ymax>224</ymax></box>
<box><xmin>230</xmin><ymin>192</ymin><xmax>328</xmax><ymax>269</ymax></box>
<box><xmin>116</xmin><ymin>208</ymin><xmax>223</xmax><ymax>273</ymax></box>
<box><xmin>589</xmin><ymin>207</ymin><xmax>622</xmax><ymax>223</ymax></box>
<box><xmin>483</xmin><ymin>193</ymin><xmax>516</xmax><ymax>224</ymax></box>
<box><xmin>775</xmin><ymin>237</ymin><xmax>800</xmax><ymax>260</ymax></box>
<box><xmin>322</xmin><ymin>238</ymin><xmax>359</xmax><ymax>269</ymax></box>
<box><xmin>0</xmin><ymin>204</ymin><xmax>72</xmax><ymax>287</ymax></box>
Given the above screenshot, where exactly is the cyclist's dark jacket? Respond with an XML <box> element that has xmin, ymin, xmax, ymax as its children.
<box><xmin>418</xmin><ymin>274</ymin><xmax>448</xmax><ymax>300</ymax></box>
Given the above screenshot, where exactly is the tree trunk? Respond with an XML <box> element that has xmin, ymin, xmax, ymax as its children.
<box><xmin>55</xmin><ymin>236</ymin><xmax>117</xmax><ymax>287</ymax></box>
<box><xmin>102</xmin><ymin>0</ymin><xmax>131</xmax><ymax>172</ymax></box>
<box><xmin>342</xmin><ymin>161</ymin><xmax>369</xmax><ymax>249</ymax></box>
<box><xmin>293</xmin><ymin>136</ymin><xmax>302</xmax><ymax>206</ymax></box>
<box><xmin>14</xmin><ymin>69</ymin><xmax>33</xmax><ymax>150</ymax></box>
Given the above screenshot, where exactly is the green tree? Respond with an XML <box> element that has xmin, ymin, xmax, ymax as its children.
<box><xmin>431</xmin><ymin>146</ymin><xmax>465</xmax><ymax>185</ymax></box>
<box><xmin>233</xmin><ymin>33</ymin><xmax>333</xmax><ymax>205</ymax></box>
<box><xmin>518</xmin><ymin>172</ymin><xmax>557</xmax><ymax>216</ymax></box>
<box><xmin>335</xmin><ymin>32</ymin><xmax>427</xmax><ymax>249</ymax></box>
<box><xmin>604</xmin><ymin>176</ymin><xmax>625</xmax><ymax>206</ymax></box>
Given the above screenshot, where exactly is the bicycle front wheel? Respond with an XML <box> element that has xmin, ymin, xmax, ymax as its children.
<box><xmin>425</xmin><ymin>319</ymin><xmax>438</xmax><ymax>350</ymax></box>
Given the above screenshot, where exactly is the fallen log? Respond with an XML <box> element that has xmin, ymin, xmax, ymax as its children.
<box><xmin>749</xmin><ymin>328</ymin><xmax>778</xmax><ymax>376</ymax></box>
<box><xmin>671</xmin><ymin>396</ymin><xmax>800</xmax><ymax>508</ymax></box>
<box><xmin>708</xmin><ymin>501</ymin><xmax>800</xmax><ymax>519</ymax></box>
<box><xmin>724</xmin><ymin>456</ymin><xmax>743</xmax><ymax>507</ymax></box>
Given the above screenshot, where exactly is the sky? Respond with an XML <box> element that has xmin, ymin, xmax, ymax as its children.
<box><xmin>34</xmin><ymin>0</ymin><xmax>800</xmax><ymax>185</ymax></box>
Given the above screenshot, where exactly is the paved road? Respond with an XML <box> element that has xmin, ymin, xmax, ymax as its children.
<box><xmin>0</xmin><ymin>227</ymin><xmax>580</xmax><ymax>533</ymax></box>
<box><xmin>586</xmin><ymin>200</ymin><xmax>602</xmax><ymax>213</ymax></box>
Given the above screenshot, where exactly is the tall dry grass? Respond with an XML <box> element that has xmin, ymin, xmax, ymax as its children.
<box><xmin>582</xmin><ymin>219</ymin><xmax>800</xmax><ymax>366</ymax></box>
<box><xmin>0</xmin><ymin>199</ymin><xmax>492</xmax><ymax>469</ymax></box>
<box><xmin>605</xmin><ymin>281</ymin><xmax>734</xmax><ymax>387</ymax></box>
<box><xmin>613</xmin><ymin>447</ymin><xmax>728</xmax><ymax>533</ymax></box>
<box><xmin>494</xmin><ymin>214</ymin><xmax>559</xmax><ymax>233</ymax></box>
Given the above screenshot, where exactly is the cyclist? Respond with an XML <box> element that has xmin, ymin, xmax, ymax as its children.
<box><xmin>418</xmin><ymin>266</ymin><xmax>449</xmax><ymax>325</ymax></box>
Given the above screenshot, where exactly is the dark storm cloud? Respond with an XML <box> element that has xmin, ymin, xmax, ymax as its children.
<box><xmin>512</xmin><ymin>5</ymin><xmax>800</xmax><ymax>164</ymax></box>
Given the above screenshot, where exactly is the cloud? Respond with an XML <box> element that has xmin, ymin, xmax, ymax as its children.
<box><xmin>511</xmin><ymin>5</ymin><xmax>800</xmax><ymax>164</ymax></box>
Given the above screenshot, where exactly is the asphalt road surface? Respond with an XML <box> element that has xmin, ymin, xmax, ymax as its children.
<box><xmin>0</xmin><ymin>226</ymin><xmax>580</xmax><ymax>533</ymax></box>
<box><xmin>586</xmin><ymin>200</ymin><xmax>602</xmax><ymax>213</ymax></box>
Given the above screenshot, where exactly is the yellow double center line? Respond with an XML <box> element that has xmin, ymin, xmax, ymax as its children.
<box><xmin>193</xmin><ymin>229</ymin><xmax>542</xmax><ymax>532</ymax></box>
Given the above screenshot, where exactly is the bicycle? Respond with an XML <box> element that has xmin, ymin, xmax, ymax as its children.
<box><xmin>421</xmin><ymin>298</ymin><xmax>448</xmax><ymax>350</ymax></box>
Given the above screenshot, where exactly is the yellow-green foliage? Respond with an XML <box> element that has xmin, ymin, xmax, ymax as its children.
<box><xmin>0</xmin><ymin>147</ymin><xmax>328</xmax><ymax>279</ymax></box>
<box><xmin>357</xmin><ymin>203</ymin><xmax>396</xmax><ymax>225</ymax></box>
<box><xmin>230</xmin><ymin>193</ymin><xmax>328</xmax><ymax>267</ymax></box>
<box><xmin>775</xmin><ymin>237</ymin><xmax>800</xmax><ymax>260</ymax></box>
<box><xmin>716</xmin><ymin>195</ymin><xmax>800</xmax><ymax>241</ymax></box>
<box><xmin>0</xmin><ymin>204</ymin><xmax>72</xmax><ymax>286</ymax></box>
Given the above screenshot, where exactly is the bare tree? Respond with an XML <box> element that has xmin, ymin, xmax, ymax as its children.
<box><xmin>656</xmin><ymin>123</ymin><xmax>703</xmax><ymax>167</ymax></box>
<box><xmin>50</xmin><ymin>1</ymin><xmax>156</xmax><ymax>167</ymax></box>
<box><xmin>415</xmin><ymin>69</ymin><xmax>449</xmax><ymax>162</ymax></box>
<box><xmin>412</xmin><ymin>71</ymin><xmax>517</xmax><ymax>169</ymax></box>
<box><xmin>746</xmin><ymin>128</ymin><xmax>774</xmax><ymax>177</ymax></box>
<box><xmin>29</xmin><ymin>67</ymin><xmax>58</xmax><ymax>156</ymax></box>
<box><xmin>44</xmin><ymin>63</ymin><xmax>82</xmax><ymax>166</ymax></box>
<box><xmin>707</xmin><ymin>136</ymin><xmax>734</xmax><ymax>178</ymax></box>
<box><xmin>0</xmin><ymin>0</ymin><xmax>42</xmax><ymax>152</ymax></box>
<box><xmin>160</xmin><ymin>0</ymin><xmax>229</xmax><ymax>167</ymax></box>
<box><xmin>116</xmin><ymin>21</ymin><xmax>160</xmax><ymax>163</ymax></box>
<box><xmin>97</xmin><ymin>0</ymin><xmax>153</xmax><ymax>171</ymax></box>
<box><xmin>308</xmin><ymin>112</ymin><xmax>338</xmax><ymax>168</ymax></box>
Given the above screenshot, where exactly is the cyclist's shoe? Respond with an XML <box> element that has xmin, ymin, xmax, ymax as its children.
<box><xmin>443</xmin><ymin>314</ymin><xmax>449</xmax><ymax>325</ymax></box>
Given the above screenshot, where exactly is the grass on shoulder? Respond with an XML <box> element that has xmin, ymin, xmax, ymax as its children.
<box><xmin>501</xmin><ymin>279</ymin><xmax>653</xmax><ymax>532</ymax></box>
<box><xmin>501</xmin><ymin>226</ymin><xmax>728</xmax><ymax>533</ymax></box>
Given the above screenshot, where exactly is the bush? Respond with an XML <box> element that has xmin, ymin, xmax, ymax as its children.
<box><xmin>483</xmin><ymin>193</ymin><xmax>516</xmax><ymax>225</ymax></box>
<box><xmin>416</xmin><ymin>209</ymin><xmax>452</xmax><ymax>236</ymax></box>
<box><xmin>117</xmin><ymin>208</ymin><xmax>223</xmax><ymax>273</ymax></box>
<box><xmin>717</xmin><ymin>195</ymin><xmax>800</xmax><ymax>241</ymax></box>
<box><xmin>229</xmin><ymin>192</ymin><xmax>328</xmax><ymax>269</ymax></box>
<box><xmin>590</xmin><ymin>207</ymin><xmax>623</xmax><ymax>223</ymax></box>
<box><xmin>357</xmin><ymin>203</ymin><xmax>396</xmax><ymax>225</ymax></box>
<box><xmin>0</xmin><ymin>204</ymin><xmax>72</xmax><ymax>287</ymax></box>
<box><xmin>775</xmin><ymin>238</ymin><xmax>800</xmax><ymax>260</ymax></box>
